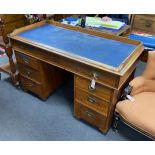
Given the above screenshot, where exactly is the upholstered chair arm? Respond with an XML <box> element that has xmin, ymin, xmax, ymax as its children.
<box><xmin>130</xmin><ymin>76</ymin><xmax>155</xmax><ymax>96</ymax></box>
<box><xmin>142</xmin><ymin>51</ymin><xmax>155</xmax><ymax>79</ymax></box>
<box><xmin>129</xmin><ymin>76</ymin><xmax>145</xmax><ymax>96</ymax></box>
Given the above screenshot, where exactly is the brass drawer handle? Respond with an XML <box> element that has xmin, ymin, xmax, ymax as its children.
<box><xmin>86</xmin><ymin>111</ymin><xmax>95</xmax><ymax>118</ymax></box>
<box><xmin>145</xmin><ymin>20</ymin><xmax>153</xmax><ymax>27</ymax></box>
<box><xmin>87</xmin><ymin>96</ymin><xmax>96</xmax><ymax>104</ymax></box>
<box><xmin>23</xmin><ymin>58</ymin><xmax>29</xmax><ymax>64</ymax></box>
<box><xmin>20</xmin><ymin>55</ymin><xmax>30</xmax><ymax>64</ymax></box>
<box><xmin>28</xmin><ymin>82</ymin><xmax>34</xmax><ymax>87</ymax></box>
<box><xmin>91</xmin><ymin>71</ymin><xmax>100</xmax><ymax>79</ymax></box>
<box><xmin>25</xmin><ymin>69</ymin><xmax>31</xmax><ymax>75</ymax></box>
<box><xmin>27</xmin><ymin>71</ymin><xmax>31</xmax><ymax>75</ymax></box>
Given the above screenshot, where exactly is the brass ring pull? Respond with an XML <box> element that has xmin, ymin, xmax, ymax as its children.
<box><xmin>88</xmin><ymin>84</ymin><xmax>96</xmax><ymax>91</ymax></box>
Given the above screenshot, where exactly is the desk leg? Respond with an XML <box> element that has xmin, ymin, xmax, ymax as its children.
<box><xmin>5</xmin><ymin>45</ymin><xmax>18</xmax><ymax>84</ymax></box>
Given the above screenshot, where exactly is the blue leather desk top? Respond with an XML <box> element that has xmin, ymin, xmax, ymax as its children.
<box><xmin>18</xmin><ymin>24</ymin><xmax>137</xmax><ymax>68</ymax></box>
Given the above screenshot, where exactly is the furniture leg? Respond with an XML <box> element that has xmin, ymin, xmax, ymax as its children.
<box><xmin>5</xmin><ymin>45</ymin><xmax>18</xmax><ymax>84</ymax></box>
<box><xmin>112</xmin><ymin>112</ymin><xmax>120</xmax><ymax>132</ymax></box>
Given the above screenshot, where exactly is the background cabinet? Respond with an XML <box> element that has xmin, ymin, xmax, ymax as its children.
<box><xmin>131</xmin><ymin>14</ymin><xmax>155</xmax><ymax>35</ymax></box>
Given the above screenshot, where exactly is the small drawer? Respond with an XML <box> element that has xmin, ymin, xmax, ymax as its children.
<box><xmin>15</xmin><ymin>51</ymin><xmax>40</xmax><ymax>70</ymax></box>
<box><xmin>75</xmin><ymin>76</ymin><xmax>113</xmax><ymax>101</ymax></box>
<box><xmin>20</xmin><ymin>76</ymin><xmax>42</xmax><ymax>96</ymax></box>
<box><xmin>75</xmin><ymin>102</ymin><xmax>107</xmax><ymax>129</ymax></box>
<box><xmin>76</xmin><ymin>63</ymin><xmax>118</xmax><ymax>88</ymax></box>
<box><xmin>75</xmin><ymin>88</ymin><xmax>109</xmax><ymax>116</ymax></box>
<box><xmin>18</xmin><ymin>64</ymin><xmax>42</xmax><ymax>83</ymax></box>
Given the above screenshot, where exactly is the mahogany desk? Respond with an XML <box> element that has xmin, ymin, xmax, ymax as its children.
<box><xmin>8</xmin><ymin>20</ymin><xmax>144</xmax><ymax>133</ymax></box>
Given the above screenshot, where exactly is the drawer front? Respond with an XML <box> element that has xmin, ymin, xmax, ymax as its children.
<box><xmin>20</xmin><ymin>76</ymin><xmax>42</xmax><ymax>96</ymax></box>
<box><xmin>15</xmin><ymin>51</ymin><xmax>40</xmax><ymax>70</ymax></box>
<box><xmin>76</xmin><ymin>63</ymin><xmax>118</xmax><ymax>88</ymax></box>
<box><xmin>75</xmin><ymin>102</ymin><xmax>107</xmax><ymax>129</ymax></box>
<box><xmin>75</xmin><ymin>76</ymin><xmax>113</xmax><ymax>101</ymax></box>
<box><xmin>18</xmin><ymin>64</ymin><xmax>42</xmax><ymax>83</ymax></box>
<box><xmin>75</xmin><ymin>88</ymin><xmax>109</xmax><ymax>116</ymax></box>
<box><xmin>133</xmin><ymin>15</ymin><xmax>155</xmax><ymax>33</ymax></box>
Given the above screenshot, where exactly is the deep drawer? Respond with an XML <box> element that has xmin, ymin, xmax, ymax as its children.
<box><xmin>20</xmin><ymin>76</ymin><xmax>42</xmax><ymax>96</ymax></box>
<box><xmin>75</xmin><ymin>102</ymin><xmax>107</xmax><ymax>129</ymax></box>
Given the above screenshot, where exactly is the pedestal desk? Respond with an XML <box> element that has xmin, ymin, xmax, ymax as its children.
<box><xmin>8</xmin><ymin>20</ymin><xmax>144</xmax><ymax>133</ymax></box>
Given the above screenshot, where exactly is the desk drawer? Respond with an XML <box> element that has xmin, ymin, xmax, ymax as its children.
<box><xmin>15</xmin><ymin>51</ymin><xmax>40</xmax><ymax>70</ymax></box>
<box><xmin>18</xmin><ymin>64</ymin><xmax>42</xmax><ymax>83</ymax></box>
<box><xmin>75</xmin><ymin>88</ymin><xmax>109</xmax><ymax>115</ymax></box>
<box><xmin>76</xmin><ymin>64</ymin><xmax>118</xmax><ymax>88</ymax></box>
<box><xmin>75</xmin><ymin>76</ymin><xmax>113</xmax><ymax>101</ymax></box>
<box><xmin>20</xmin><ymin>76</ymin><xmax>42</xmax><ymax>96</ymax></box>
<box><xmin>75</xmin><ymin>102</ymin><xmax>106</xmax><ymax>130</ymax></box>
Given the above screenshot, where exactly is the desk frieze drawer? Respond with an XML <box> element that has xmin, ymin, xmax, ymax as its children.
<box><xmin>76</xmin><ymin>64</ymin><xmax>118</xmax><ymax>88</ymax></box>
<box><xmin>74</xmin><ymin>102</ymin><xmax>107</xmax><ymax>132</ymax></box>
<box><xmin>20</xmin><ymin>76</ymin><xmax>42</xmax><ymax>97</ymax></box>
<box><xmin>13</xmin><ymin>41</ymin><xmax>33</xmax><ymax>53</ymax></box>
<box><xmin>75</xmin><ymin>75</ymin><xmax>113</xmax><ymax>102</ymax></box>
<box><xmin>18</xmin><ymin>64</ymin><xmax>42</xmax><ymax>83</ymax></box>
<box><xmin>15</xmin><ymin>51</ymin><xmax>40</xmax><ymax>70</ymax></box>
